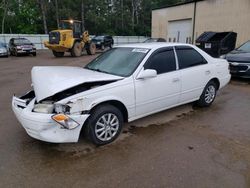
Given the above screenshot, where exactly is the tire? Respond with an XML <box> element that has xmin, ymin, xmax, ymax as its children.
<box><xmin>52</xmin><ymin>50</ymin><xmax>64</xmax><ymax>57</ymax></box>
<box><xmin>32</xmin><ymin>52</ymin><xmax>36</xmax><ymax>57</ymax></box>
<box><xmin>86</xmin><ymin>42</ymin><xmax>96</xmax><ymax>55</ymax></box>
<box><xmin>14</xmin><ymin>49</ymin><xmax>19</xmax><ymax>57</ymax></box>
<box><xmin>101</xmin><ymin>44</ymin><xmax>105</xmax><ymax>51</ymax></box>
<box><xmin>71</xmin><ymin>42</ymin><xmax>82</xmax><ymax>57</ymax></box>
<box><xmin>109</xmin><ymin>43</ymin><xmax>113</xmax><ymax>49</ymax></box>
<box><xmin>196</xmin><ymin>81</ymin><xmax>217</xmax><ymax>107</ymax></box>
<box><xmin>85</xmin><ymin>104</ymin><xmax>124</xmax><ymax>146</ymax></box>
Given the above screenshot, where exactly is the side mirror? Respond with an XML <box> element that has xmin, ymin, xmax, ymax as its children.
<box><xmin>137</xmin><ymin>69</ymin><xmax>157</xmax><ymax>79</ymax></box>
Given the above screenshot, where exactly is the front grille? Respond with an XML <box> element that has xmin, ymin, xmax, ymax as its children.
<box><xmin>230</xmin><ymin>64</ymin><xmax>248</xmax><ymax>72</ymax></box>
<box><xmin>49</xmin><ymin>32</ymin><xmax>60</xmax><ymax>44</ymax></box>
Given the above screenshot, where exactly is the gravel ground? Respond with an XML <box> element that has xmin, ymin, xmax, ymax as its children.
<box><xmin>0</xmin><ymin>50</ymin><xmax>250</xmax><ymax>188</ymax></box>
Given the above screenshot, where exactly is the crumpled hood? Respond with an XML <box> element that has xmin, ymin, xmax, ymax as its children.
<box><xmin>226</xmin><ymin>51</ymin><xmax>250</xmax><ymax>63</ymax></box>
<box><xmin>31</xmin><ymin>66</ymin><xmax>123</xmax><ymax>102</ymax></box>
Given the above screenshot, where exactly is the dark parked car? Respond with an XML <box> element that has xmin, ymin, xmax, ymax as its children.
<box><xmin>92</xmin><ymin>35</ymin><xmax>114</xmax><ymax>50</ymax></box>
<box><xmin>0</xmin><ymin>42</ymin><xmax>8</xmax><ymax>57</ymax></box>
<box><xmin>221</xmin><ymin>40</ymin><xmax>250</xmax><ymax>78</ymax></box>
<box><xmin>143</xmin><ymin>38</ymin><xmax>166</xmax><ymax>43</ymax></box>
<box><xmin>9</xmin><ymin>38</ymin><xmax>36</xmax><ymax>56</ymax></box>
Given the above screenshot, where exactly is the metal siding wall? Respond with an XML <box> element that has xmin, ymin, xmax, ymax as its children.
<box><xmin>152</xmin><ymin>0</ymin><xmax>250</xmax><ymax>46</ymax></box>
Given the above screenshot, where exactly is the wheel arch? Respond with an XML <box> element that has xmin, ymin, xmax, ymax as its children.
<box><xmin>209</xmin><ymin>78</ymin><xmax>220</xmax><ymax>90</ymax></box>
<box><xmin>89</xmin><ymin>100</ymin><xmax>129</xmax><ymax>123</ymax></box>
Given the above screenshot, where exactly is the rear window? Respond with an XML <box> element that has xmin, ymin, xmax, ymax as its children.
<box><xmin>176</xmin><ymin>46</ymin><xmax>207</xmax><ymax>69</ymax></box>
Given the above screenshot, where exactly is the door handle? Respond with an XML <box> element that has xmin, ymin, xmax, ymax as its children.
<box><xmin>172</xmin><ymin>78</ymin><xmax>180</xmax><ymax>83</ymax></box>
<box><xmin>205</xmin><ymin>70</ymin><xmax>211</xmax><ymax>75</ymax></box>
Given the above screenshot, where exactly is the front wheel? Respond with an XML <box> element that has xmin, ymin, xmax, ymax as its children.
<box><xmin>86</xmin><ymin>42</ymin><xmax>96</xmax><ymax>55</ymax></box>
<box><xmin>71</xmin><ymin>42</ymin><xmax>82</xmax><ymax>57</ymax></box>
<box><xmin>196</xmin><ymin>81</ymin><xmax>217</xmax><ymax>107</ymax></box>
<box><xmin>85</xmin><ymin>104</ymin><xmax>123</xmax><ymax>145</ymax></box>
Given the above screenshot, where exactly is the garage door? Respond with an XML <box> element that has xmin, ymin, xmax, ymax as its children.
<box><xmin>167</xmin><ymin>19</ymin><xmax>192</xmax><ymax>43</ymax></box>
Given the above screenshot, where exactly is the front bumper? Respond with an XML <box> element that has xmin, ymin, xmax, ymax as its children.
<box><xmin>229</xmin><ymin>62</ymin><xmax>250</xmax><ymax>78</ymax></box>
<box><xmin>17</xmin><ymin>49</ymin><xmax>36</xmax><ymax>54</ymax></box>
<box><xmin>44</xmin><ymin>41</ymin><xmax>69</xmax><ymax>52</ymax></box>
<box><xmin>0</xmin><ymin>51</ymin><xmax>8</xmax><ymax>56</ymax></box>
<box><xmin>12</xmin><ymin>96</ymin><xmax>89</xmax><ymax>143</ymax></box>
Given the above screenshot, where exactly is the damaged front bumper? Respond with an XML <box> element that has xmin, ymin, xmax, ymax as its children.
<box><xmin>12</xmin><ymin>95</ymin><xmax>90</xmax><ymax>143</ymax></box>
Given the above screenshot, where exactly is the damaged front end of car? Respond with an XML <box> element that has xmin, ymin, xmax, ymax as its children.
<box><xmin>12</xmin><ymin>66</ymin><xmax>124</xmax><ymax>143</ymax></box>
<box><xmin>12</xmin><ymin>80</ymin><xmax>119</xmax><ymax>143</ymax></box>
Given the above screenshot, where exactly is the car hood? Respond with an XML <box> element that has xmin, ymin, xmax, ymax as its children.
<box><xmin>92</xmin><ymin>39</ymin><xmax>103</xmax><ymax>42</ymax></box>
<box><xmin>226</xmin><ymin>51</ymin><xmax>250</xmax><ymax>63</ymax></box>
<box><xmin>31</xmin><ymin>66</ymin><xmax>123</xmax><ymax>102</ymax></box>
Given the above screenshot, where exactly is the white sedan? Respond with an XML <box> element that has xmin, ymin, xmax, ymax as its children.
<box><xmin>12</xmin><ymin>43</ymin><xmax>231</xmax><ymax>145</ymax></box>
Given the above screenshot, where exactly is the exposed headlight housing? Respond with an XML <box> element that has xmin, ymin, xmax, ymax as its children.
<box><xmin>54</xmin><ymin>103</ymin><xmax>70</xmax><ymax>114</ymax></box>
<box><xmin>33</xmin><ymin>103</ymin><xmax>54</xmax><ymax>114</ymax></box>
<box><xmin>52</xmin><ymin>114</ymin><xmax>80</xmax><ymax>129</ymax></box>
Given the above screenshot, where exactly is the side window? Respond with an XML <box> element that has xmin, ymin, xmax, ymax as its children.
<box><xmin>144</xmin><ymin>49</ymin><xmax>176</xmax><ymax>74</ymax></box>
<box><xmin>176</xmin><ymin>46</ymin><xmax>207</xmax><ymax>69</ymax></box>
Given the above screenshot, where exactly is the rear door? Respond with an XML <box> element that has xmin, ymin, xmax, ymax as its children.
<box><xmin>135</xmin><ymin>47</ymin><xmax>181</xmax><ymax>117</ymax></box>
<box><xmin>175</xmin><ymin>46</ymin><xmax>212</xmax><ymax>103</ymax></box>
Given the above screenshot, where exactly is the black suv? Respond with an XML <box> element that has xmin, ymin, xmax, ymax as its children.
<box><xmin>92</xmin><ymin>35</ymin><xmax>114</xmax><ymax>50</ymax></box>
<box><xmin>9</xmin><ymin>38</ymin><xmax>36</xmax><ymax>56</ymax></box>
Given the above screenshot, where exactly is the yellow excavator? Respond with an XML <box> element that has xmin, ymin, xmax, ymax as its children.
<box><xmin>44</xmin><ymin>19</ymin><xmax>96</xmax><ymax>57</ymax></box>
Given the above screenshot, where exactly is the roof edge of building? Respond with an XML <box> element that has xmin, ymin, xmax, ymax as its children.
<box><xmin>152</xmin><ymin>0</ymin><xmax>204</xmax><ymax>11</ymax></box>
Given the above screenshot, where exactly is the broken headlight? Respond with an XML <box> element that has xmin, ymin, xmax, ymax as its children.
<box><xmin>52</xmin><ymin>114</ymin><xmax>80</xmax><ymax>129</ymax></box>
<box><xmin>54</xmin><ymin>104</ymin><xmax>70</xmax><ymax>114</ymax></box>
<box><xmin>33</xmin><ymin>103</ymin><xmax>54</xmax><ymax>114</ymax></box>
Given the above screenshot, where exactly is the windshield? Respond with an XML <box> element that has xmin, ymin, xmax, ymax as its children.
<box><xmin>237</xmin><ymin>41</ymin><xmax>250</xmax><ymax>52</ymax></box>
<box><xmin>93</xmin><ymin>36</ymin><xmax>104</xmax><ymax>40</ymax></box>
<box><xmin>85</xmin><ymin>47</ymin><xmax>149</xmax><ymax>77</ymax></box>
<box><xmin>0</xmin><ymin>43</ymin><xmax>6</xmax><ymax>47</ymax></box>
<box><xmin>144</xmin><ymin>38</ymin><xmax>157</xmax><ymax>43</ymax></box>
<box><xmin>14</xmin><ymin>39</ymin><xmax>31</xmax><ymax>45</ymax></box>
<box><xmin>60</xmin><ymin>22</ymin><xmax>73</xmax><ymax>30</ymax></box>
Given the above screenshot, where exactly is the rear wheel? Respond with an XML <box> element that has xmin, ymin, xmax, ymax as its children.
<box><xmin>52</xmin><ymin>50</ymin><xmax>64</xmax><ymax>57</ymax></box>
<box><xmin>71</xmin><ymin>42</ymin><xmax>82</xmax><ymax>57</ymax></box>
<box><xmin>196</xmin><ymin>81</ymin><xmax>217</xmax><ymax>107</ymax></box>
<box><xmin>86</xmin><ymin>42</ymin><xmax>96</xmax><ymax>55</ymax></box>
<box><xmin>85</xmin><ymin>104</ymin><xmax>123</xmax><ymax>145</ymax></box>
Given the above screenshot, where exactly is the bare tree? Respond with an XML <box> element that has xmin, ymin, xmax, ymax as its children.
<box><xmin>1</xmin><ymin>0</ymin><xmax>9</xmax><ymax>34</ymax></box>
<box><xmin>55</xmin><ymin>0</ymin><xmax>59</xmax><ymax>28</ymax></box>
<box><xmin>37</xmin><ymin>0</ymin><xmax>48</xmax><ymax>34</ymax></box>
<box><xmin>81</xmin><ymin>0</ymin><xmax>85</xmax><ymax>31</ymax></box>
<box><xmin>131</xmin><ymin>0</ymin><xmax>140</xmax><ymax>32</ymax></box>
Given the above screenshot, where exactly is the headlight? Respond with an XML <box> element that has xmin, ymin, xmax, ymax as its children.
<box><xmin>33</xmin><ymin>103</ymin><xmax>54</xmax><ymax>114</ymax></box>
<box><xmin>52</xmin><ymin>114</ymin><xmax>80</xmax><ymax>129</ymax></box>
<box><xmin>54</xmin><ymin>103</ymin><xmax>70</xmax><ymax>113</ymax></box>
<box><xmin>220</xmin><ymin>55</ymin><xmax>226</xmax><ymax>59</ymax></box>
<box><xmin>16</xmin><ymin>46</ymin><xmax>22</xmax><ymax>50</ymax></box>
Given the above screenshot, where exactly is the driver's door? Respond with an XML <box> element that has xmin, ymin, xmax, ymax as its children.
<box><xmin>134</xmin><ymin>47</ymin><xmax>181</xmax><ymax>117</ymax></box>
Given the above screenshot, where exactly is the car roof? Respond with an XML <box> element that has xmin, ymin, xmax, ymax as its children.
<box><xmin>117</xmin><ymin>42</ymin><xmax>193</xmax><ymax>50</ymax></box>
